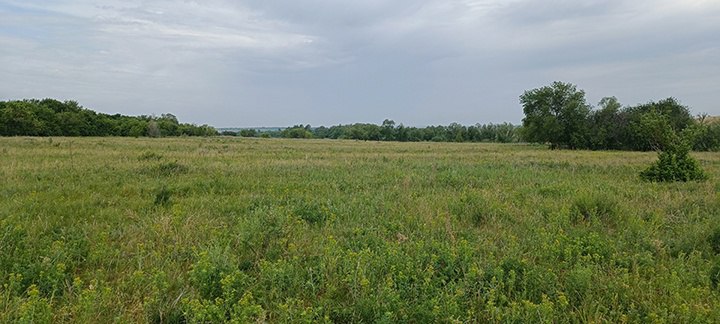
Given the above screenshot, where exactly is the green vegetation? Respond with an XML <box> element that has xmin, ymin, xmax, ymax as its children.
<box><xmin>0</xmin><ymin>99</ymin><xmax>217</xmax><ymax>137</ymax></box>
<box><xmin>1</xmin><ymin>137</ymin><xmax>719</xmax><ymax>322</ymax></box>
<box><xmin>241</xmin><ymin>121</ymin><xmax>521</xmax><ymax>143</ymax></box>
<box><xmin>5</xmin><ymin>93</ymin><xmax>718</xmax><ymax>153</ymax></box>
<box><xmin>520</xmin><ymin>82</ymin><xmax>720</xmax><ymax>151</ymax></box>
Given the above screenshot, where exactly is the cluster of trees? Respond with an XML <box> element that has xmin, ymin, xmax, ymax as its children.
<box><xmin>4</xmin><ymin>93</ymin><xmax>716</xmax><ymax>153</ymax></box>
<box><xmin>520</xmin><ymin>82</ymin><xmax>720</xmax><ymax>151</ymax></box>
<box><xmin>0</xmin><ymin>99</ymin><xmax>217</xmax><ymax>137</ymax></box>
<box><xmin>273</xmin><ymin>121</ymin><xmax>521</xmax><ymax>143</ymax></box>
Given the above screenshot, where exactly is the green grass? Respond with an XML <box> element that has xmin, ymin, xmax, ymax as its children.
<box><xmin>1</xmin><ymin>137</ymin><xmax>719</xmax><ymax>322</ymax></box>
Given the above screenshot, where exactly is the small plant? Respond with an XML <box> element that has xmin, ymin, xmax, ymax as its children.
<box><xmin>154</xmin><ymin>186</ymin><xmax>172</xmax><ymax>207</ymax></box>
<box><xmin>17</xmin><ymin>285</ymin><xmax>53</xmax><ymax>324</ymax></box>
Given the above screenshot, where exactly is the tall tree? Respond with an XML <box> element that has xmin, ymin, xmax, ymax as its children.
<box><xmin>520</xmin><ymin>81</ymin><xmax>591</xmax><ymax>149</ymax></box>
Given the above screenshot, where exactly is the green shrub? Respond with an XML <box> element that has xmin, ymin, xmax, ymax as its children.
<box><xmin>17</xmin><ymin>285</ymin><xmax>53</xmax><ymax>324</ymax></box>
<box><xmin>640</xmin><ymin>149</ymin><xmax>707</xmax><ymax>182</ymax></box>
<box><xmin>185</xmin><ymin>251</ymin><xmax>264</xmax><ymax>323</ymax></box>
<box><xmin>188</xmin><ymin>250</ymin><xmax>234</xmax><ymax>300</ymax></box>
<box><xmin>154</xmin><ymin>186</ymin><xmax>172</xmax><ymax>207</ymax></box>
<box><xmin>640</xmin><ymin>127</ymin><xmax>707</xmax><ymax>182</ymax></box>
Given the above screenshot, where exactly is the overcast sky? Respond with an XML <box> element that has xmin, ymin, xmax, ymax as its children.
<box><xmin>1</xmin><ymin>1</ymin><xmax>719</xmax><ymax>127</ymax></box>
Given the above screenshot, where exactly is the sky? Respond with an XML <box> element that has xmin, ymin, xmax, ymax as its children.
<box><xmin>1</xmin><ymin>0</ymin><xmax>719</xmax><ymax>127</ymax></box>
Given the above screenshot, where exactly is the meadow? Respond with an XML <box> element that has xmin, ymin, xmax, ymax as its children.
<box><xmin>1</xmin><ymin>136</ymin><xmax>720</xmax><ymax>323</ymax></box>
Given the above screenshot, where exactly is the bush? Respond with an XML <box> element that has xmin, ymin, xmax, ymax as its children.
<box><xmin>639</xmin><ymin>118</ymin><xmax>707</xmax><ymax>182</ymax></box>
<box><xmin>640</xmin><ymin>146</ymin><xmax>706</xmax><ymax>182</ymax></box>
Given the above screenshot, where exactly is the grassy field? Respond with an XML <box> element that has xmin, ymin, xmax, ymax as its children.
<box><xmin>1</xmin><ymin>137</ymin><xmax>720</xmax><ymax>323</ymax></box>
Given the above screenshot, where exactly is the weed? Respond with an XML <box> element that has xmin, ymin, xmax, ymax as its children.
<box><xmin>17</xmin><ymin>285</ymin><xmax>53</xmax><ymax>324</ymax></box>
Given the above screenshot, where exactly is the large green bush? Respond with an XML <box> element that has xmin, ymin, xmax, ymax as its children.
<box><xmin>640</xmin><ymin>128</ymin><xmax>706</xmax><ymax>182</ymax></box>
<box><xmin>640</xmin><ymin>147</ymin><xmax>707</xmax><ymax>182</ymax></box>
<box><xmin>639</xmin><ymin>112</ymin><xmax>707</xmax><ymax>182</ymax></box>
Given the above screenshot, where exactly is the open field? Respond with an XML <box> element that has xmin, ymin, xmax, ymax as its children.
<box><xmin>1</xmin><ymin>137</ymin><xmax>720</xmax><ymax>322</ymax></box>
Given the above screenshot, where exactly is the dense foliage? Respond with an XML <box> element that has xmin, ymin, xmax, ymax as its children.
<box><xmin>0</xmin><ymin>99</ymin><xmax>217</xmax><ymax>137</ymax></box>
<box><xmin>520</xmin><ymin>81</ymin><xmax>591</xmax><ymax>149</ymax></box>
<box><xmin>272</xmin><ymin>120</ymin><xmax>521</xmax><ymax>143</ymax></box>
<box><xmin>521</xmin><ymin>82</ymin><xmax>720</xmax><ymax>151</ymax></box>
<box><xmin>638</xmin><ymin>113</ymin><xmax>707</xmax><ymax>182</ymax></box>
<box><xmin>1</xmin><ymin>138</ymin><xmax>719</xmax><ymax>322</ymax></box>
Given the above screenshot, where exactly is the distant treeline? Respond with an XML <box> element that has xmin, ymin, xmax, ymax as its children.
<box><xmin>519</xmin><ymin>82</ymin><xmax>720</xmax><ymax>151</ymax></box>
<box><xmin>3</xmin><ymin>97</ymin><xmax>718</xmax><ymax>151</ymax></box>
<box><xmin>222</xmin><ymin>121</ymin><xmax>521</xmax><ymax>143</ymax></box>
<box><xmin>0</xmin><ymin>99</ymin><xmax>217</xmax><ymax>137</ymax></box>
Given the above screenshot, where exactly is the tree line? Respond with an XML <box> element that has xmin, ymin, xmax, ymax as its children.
<box><xmin>520</xmin><ymin>82</ymin><xmax>720</xmax><ymax>151</ymax></box>
<box><xmin>221</xmin><ymin>121</ymin><xmax>520</xmax><ymax>143</ymax></box>
<box><xmin>0</xmin><ymin>99</ymin><xmax>217</xmax><ymax>137</ymax></box>
<box><xmin>2</xmin><ymin>95</ymin><xmax>718</xmax><ymax>152</ymax></box>
<box><xmin>269</xmin><ymin>121</ymin><xmax>521</xmax><ymax>143</ymax></box>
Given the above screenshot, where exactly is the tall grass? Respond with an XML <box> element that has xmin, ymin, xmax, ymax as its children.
<box><xmin>0</xmin><ymin>137</ymin><xmax>719</xmax><ymax>322</ymax></box>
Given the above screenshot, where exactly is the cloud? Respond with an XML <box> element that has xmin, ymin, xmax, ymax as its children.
<box><xmin>1</xmin><ymin>0</ymin><xmax>719</xmax><ymax>126</ymax></box>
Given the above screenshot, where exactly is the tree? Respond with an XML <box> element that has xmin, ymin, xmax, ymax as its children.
<box><xmin>282</xmin><ymin>125</ymin><xmax>313</xmax><ymax>139</ymax></box>
<box><xmin>520</xmin><ymin>82</ymin><xmax>591</xmax><ymax>149</ymax></box>
<box><xmin>625</xmin><ymin>98</ymin><xmax>694</xmax><ymax>151</ymax></box>
<box><xmin>147</xmin><ymin>121</ymin><xmax>161</xmax><ymax>137</ymax></box>
<box><xmin>381</xmin><ymin>119</ymin><xmax>395</xmax><ymax>141</ymax></box>
<box><xmin>0</xmin><ymin>101</ymin><xmax>40</xmax><ymax>136</ymax></box>
<box><xmin>588</xmin><ymin>97</ymin><xmax>623</xmax><ymax>150</ymax></box>
<box><xmin>239</xmin><ymin>129</ymin><xmax>257</xmax><ymax>137</ymax></box>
